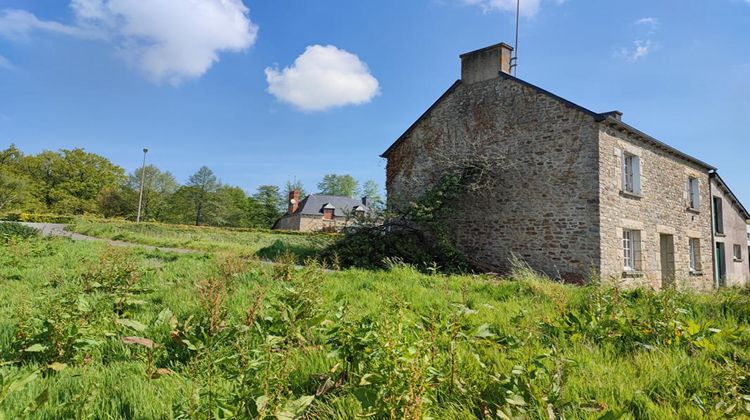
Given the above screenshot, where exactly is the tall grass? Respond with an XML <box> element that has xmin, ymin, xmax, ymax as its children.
<box><xmin>0</xmin><ymin>237</ymin><xmax>748</xmax><ymax>418</ymax></box>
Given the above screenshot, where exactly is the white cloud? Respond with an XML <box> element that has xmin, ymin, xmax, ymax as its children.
<box><xmin>265</xmin><ymin>45</ymin><xmax>380</xmax><ymax>112</ymax></box>
<box><xmin>620</xmin><ymin>39</ymin><xmax>653</xmax><ymax>62</ymax></box>
<box><xmin>461</xmin><ymin>0</ymin><xmax>566</xmax><ymax>17</ymax></box>
<box><xmin>0</xmin><ymin>9</ymin><xmax>93</xmax><ymax>40</ymax></box>
<box><xmin>0</xmin><ymin>0</ymin><xmax>258</xmax><ymax>84</ymax></box>
<box><xmin>635</xmin><ymin>17</ymin><xmax>659</xmax><ymax>28</ymax></box>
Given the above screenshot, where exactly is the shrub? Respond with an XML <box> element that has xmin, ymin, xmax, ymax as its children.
<box><xmin>0</xmin><ymin>212</ymin><xmax>75</xmax><ymax>223</ymax></box>
<box><xmin>0</xmin><ymin>222</ymin><xmax>39</xmax><ymax>241</ymax></box>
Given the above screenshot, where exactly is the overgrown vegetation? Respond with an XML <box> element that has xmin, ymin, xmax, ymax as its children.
<box><xmin>0</xmin><ymin>222</ymin><xmax>39</xmax><ymax>242</ymax></box>
<box><xmin>1</xmin><ymin>236</ymin><xmax>749</xmax><ymax>418</ymax></box>
<box><xmin>68</xmin><ymin>219</ymin><xmax>334</xmax><ymax>262</ymax></box>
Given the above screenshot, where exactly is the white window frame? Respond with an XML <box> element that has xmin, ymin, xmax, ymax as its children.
<box><xmin>622</xmin><ymin>152</ymin><xmax>641</xmax><ymax>195</ymax></box>
<box><xmin>689</xmin><ymin>238</ymin><xmax>701</xmax><ymax>272</ymax></box>
<box><xmin>688</xmin><ymin>178</ymin><xmax>700</xmax><ymax>210</ymax></box>
<box><xmin>623</xmin><ymin>229</ymin><xmax>641</xmax><ymax>272</ymax></box>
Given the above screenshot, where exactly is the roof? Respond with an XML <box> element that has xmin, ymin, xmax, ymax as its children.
<box><xmin>294</xmin><ymin>194</ymin><xmax>369</xmax><ymax>218</ymax></box>
<box><xmin>710</xmin><ymin>172</ymin><xmax>750</xmax><ymax>221</ymax></box>
<box><xmin>380</xmin><ymin>71</ymin><xmax>716</xmax><ymax>171</ymax></box>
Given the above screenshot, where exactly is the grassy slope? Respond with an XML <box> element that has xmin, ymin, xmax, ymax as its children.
<box><xmin>0</xmin><ymin>237</ymin><xmax>749</xmax><ymax>418</ymax></box>
<box><xmin>68</xmin><ymin>219</ymin><xmax>334</xmax><ymax>261</ymax></box>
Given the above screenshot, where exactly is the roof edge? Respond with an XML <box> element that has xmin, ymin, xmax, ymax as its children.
<box><xmin>710</xmin><ymin>172</ymin><xmax>750</xmax><ymax>221</ymax></box>
<box><xmin>380</xmin><ymin>80</ymin><xmax>462</xmax><ymax>158</ymax></box>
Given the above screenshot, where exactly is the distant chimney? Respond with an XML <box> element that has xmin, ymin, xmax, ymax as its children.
<box><xmin>601</xmin><ymin>111</ymin><xmax>623</xmax><ymax>121</ymax></box>
<box><xmin>361</xmin><ymin>196</ymin><xmax>370</xmax><ymax>207</ymax></box>
<box><xmin>460</xmin><ymin>42</ymin><xmax>514</xmax><ymax>84</ymax></box>
<box><xmin>288</xmin><ymin>190</ymin><xmax>300</xmax><ymax>214</ymax></box>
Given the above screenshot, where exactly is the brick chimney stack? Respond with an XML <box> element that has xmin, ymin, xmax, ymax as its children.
<box><xmin>288</xmin><ymin>190</ymin><xmax>300</xmax><ymax>214</ymax></box>
<box><xmin>460</xmin><ymin>42</ymin><xmax>514</xmax><ymax>84</ymax></box>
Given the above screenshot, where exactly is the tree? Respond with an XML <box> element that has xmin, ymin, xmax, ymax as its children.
<box><xmin>186</xmin><ymin>166</ymin><xmax>220</xmax><ymax>225</ymax></box>
<box><xmin>253</xmin><ymin>185</ymin><xmax>283</xmax><ymax>228</ymax></box>
<box><xmin>284</xmin><ymin>178</ymin><xmax>306</xmax><ymax>202</ymax></box>
<box><xmin>360</xmin><ymin>180</ymin><xmax>382</xmax><ymax>204</ymax></box>
<box><xmin>317</xmin><ymin>174</ymin><xmax>358</xmax><ymax>197</ymax></box>
<box><xmin>126</xmin><ymin>165</ymin><xmax>178</xmax><ymax>221</ymax></box>
<box><xmin>0</xmin><ymin>170</ymin><xmax>31</xmax><ymax>212</ymax></box>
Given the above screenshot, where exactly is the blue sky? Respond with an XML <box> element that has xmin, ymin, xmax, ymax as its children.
<box><xmin>0</xmin><ymin>0</ymin><xmax>748</xmax><ymax>203</ymax></box>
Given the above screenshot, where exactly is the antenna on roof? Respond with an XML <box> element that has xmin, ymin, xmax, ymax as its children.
<box><xmin>510</xmin><ymin>0</ymin><xmax>520</xmax><ymax>76</ymax></box>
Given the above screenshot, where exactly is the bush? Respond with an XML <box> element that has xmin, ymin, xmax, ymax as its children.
<box><xmin>0</xmin><ymin>222</ymin><xmax>39</xmax><ymax>241</ymax></box>
<box><xmin>0</xmin><ymin>212</ymin><xmax>75</xmax><ymax>223</ymax></box>
<box><xmin>319</xmin><ymin>227</ymin><xmax>469</xmax><ymax>273</ymax></box>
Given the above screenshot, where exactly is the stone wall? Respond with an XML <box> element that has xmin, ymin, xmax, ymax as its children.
<box><xmin>710</xmin><ymin>177</ymin><xmax>750</xmax><ymax>287</ymax></box>
<box><xmin>274</xmin><ymin>214</ymin><xmax>349</xmax><ymax>232</ymax></box>
<box><xmin>597</xmin><ymin>123</ymin><xmax>714</xmax><ymax>290</ymax></box>
<box><xmin>385</xmin><ymin>75</ymin><xmax>602</xmax><ymax>279</ymax></box>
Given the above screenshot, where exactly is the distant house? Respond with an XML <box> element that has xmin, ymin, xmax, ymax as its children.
<box><xmin>382</xmin><ymin>41</ymin><xmax>750</xmax><ymax>289</ymax></box>
<box><xmin>273</xmin><ymin>190</ymin><xmax>371</xmax><ymax>232</ymax></box>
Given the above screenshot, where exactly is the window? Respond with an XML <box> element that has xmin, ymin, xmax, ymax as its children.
<box><xmin>712</xmin><ymin>197</ymin><xmax>724</xmax><ymax>234</ymax></box>
<box><xmin>623</xmin><ymin>229</ymin><xmax>642</xmax><ymax>271</ymax></box>
<box><xmin>622</xmin><ymin>153</ymin><xmax>641</xmax><ymax>195</ymax></box>
<box><xmin>734</xmin><ymin>244</ymin><xmax>743</xmax><ymax>262</ymax></box>
<box><xmin>323</xmin><ymin>208</ymin><xmax>334</xmax><ymax>220</ymax></box>
<box><xmin>689</xmin><ymin>238</ymin><xmax>701</xmax><ymax>272</ymax></box>
<box><xmin>688</xmin><ymin>178</ymin><xmax>700</xmax><ymax>210</ymax></box>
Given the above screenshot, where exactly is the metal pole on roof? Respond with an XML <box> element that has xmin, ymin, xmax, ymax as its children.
<box><xmin>513</xmin><ymin>0</ymin><xmax>520</xmax><ymax>76</ymax></box>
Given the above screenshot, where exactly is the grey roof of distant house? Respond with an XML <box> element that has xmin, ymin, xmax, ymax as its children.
<box><xmin>295</xmin><ymin>194</ymin><xmax>369</xmax><ymax>217</ymax></box>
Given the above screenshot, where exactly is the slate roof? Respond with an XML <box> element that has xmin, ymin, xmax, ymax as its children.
<box><xmin>380</xmin><ymin>72</ymin><xmax>716</xmax><ymax>172</ymax></box>
<box><xmin>294</xmin><ymin>194</ymin><xmax>369</xmax><ymax>218</ymax></box>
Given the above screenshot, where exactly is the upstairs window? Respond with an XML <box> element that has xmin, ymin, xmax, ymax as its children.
<box><xmin>623</xmin><ymin>229</ymin><xmax>642</xmax><ymax>272</ymax></box>
<box><xmin>688</xmin><ymin>178</ymin><xmax>701</xmax><ymax>210</ymax></box>
<box><xmin>712</xmin><ymin>197</ymin><xmax>724</xmax><ymax>234</ymax></box>
<box><xmin>734</xmin><ymin>244</ymin><xmax>743</xmax><ymax>262</ymax></box>
<box><xmin>323</xmin><ymin>208</ymin><xmax>334</xmax><ymax>220</ymax></box>
<box><xmin>689</xmin><ymin>238</ymin><xmax>701</xmax><ymax>272</ymax></box>
<box><xmin>622</xmin><ymin>153</ymin><xmax>641</xmax><ymax>195</ymax></box>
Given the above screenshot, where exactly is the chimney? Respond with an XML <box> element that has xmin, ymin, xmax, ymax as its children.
<box><xmin>460</xmin><ymin>42</ymin><xmax>514</xmax><ymax>84</ymax></box>
<box><xmin>288</xmin><ymin>190</ymin><xmax>300</xmax><ymax>214</ymax></box>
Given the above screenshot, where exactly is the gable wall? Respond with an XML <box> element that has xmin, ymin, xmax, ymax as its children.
<box><xmin>710</xmin><ymin>178</ymin><xmax>750</xmax><ymax>287</ymax></box>
<box><xmin>385</xmin><ymin>76</ymin><xmax>601</xmax><ymax>279</ymax></box>
<box><xmin>598</xmin><ymin>124</ymin><xmax>714</xmax><ymax>290</ymax></box>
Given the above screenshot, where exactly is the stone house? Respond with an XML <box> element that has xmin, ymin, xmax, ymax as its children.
<box><xmin>273</xmin><ymin>190</ymin><xmax>371</xmax><ymax>232</ymax></box>
<box><xmin>382</xmin><ymin>42</ymin><xmax>749</xmax><ymax>289</ymax></box>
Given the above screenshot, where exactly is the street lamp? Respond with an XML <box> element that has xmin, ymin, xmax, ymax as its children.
<box><xmin>136</xmin><ymin>148</ymin><xmax>148</xmax><ymax>223</ymax></box>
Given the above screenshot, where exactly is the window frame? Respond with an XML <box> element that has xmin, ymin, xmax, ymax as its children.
<box><xmin>623</xmin><ymin>229</ymin><xmax>642</xmax><ymax>272</ymax></box>
<box><xmin>688</xmin><ymin>178</ymin><xmax>700</xmax><ymax>210</ymax></box>
<box><xmin>733</xmin><ymin>244</ymin><xmax>743</xmax><ymax>262</ymax></box>
<box><xmin>712</xmin><ymin>196</ymin><xmax>724</xmax><ymax>235</ymax></box>
<box><xmin>689</xmin><ymin>238</ymin><xmax>701</xmax><ymax>272</ymax></box>
<box><xmin>621</xmin><ymin>152</ymin><xmax>641</xmax><ymax>196</ymax></box>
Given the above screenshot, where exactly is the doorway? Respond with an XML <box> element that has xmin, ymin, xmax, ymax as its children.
<box><xmin>660</xmin><ymin>234</ymin><xmax>676</xmax><ymax>289</ymax></box>
<box><xmin>716</xmin><ymin>243</ymin><xmax>727</xmax><ymax>287</ymax></box>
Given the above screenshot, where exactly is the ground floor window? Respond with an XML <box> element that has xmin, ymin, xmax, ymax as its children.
<box><xmin>623</xmin><ymin>229</ymin><xmax>641</xmax><ymax>272</ymax></box>
<box><xmin>689</xmin><ymin>238</ymin><xmax>701</xmax><ymax>272</ymax></box>
<box><xmin>733</xmin><ymin>244</ymin><xmax>743</xmax><ymax>262</ymax></box>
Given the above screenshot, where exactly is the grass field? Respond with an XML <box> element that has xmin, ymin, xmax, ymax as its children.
<box><xmin>1</xmin><ymin>234</ymin><xmax>750</xmax><ymax>418</ymax></box>
<box><xmin>68</xmin><ymin>219</ymin><xmax>335</xmax><ymax>262</ymax></box>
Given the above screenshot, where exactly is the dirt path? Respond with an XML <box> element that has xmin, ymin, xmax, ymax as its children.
<box><xmin>16</xmin><ymin>222</ymin><xmax>202</xmax><ymax>255</ymax></box>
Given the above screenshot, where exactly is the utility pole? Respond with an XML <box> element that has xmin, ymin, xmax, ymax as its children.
<box><xmin>136</xmin><ymin>148</ymin><xmax>148</xmax><ymax>223</ymax></box>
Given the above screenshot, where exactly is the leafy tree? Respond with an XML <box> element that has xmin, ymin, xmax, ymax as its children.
<box><xmin>0</xmin><ymin>169</ymin><xmax>31</xmax><ymax>212</ymax></box>
<box><xmin>360</xmin><ymin>180</ymin><xmax>382</xmax><ymax>205</ymax></box>
<box><xmin>126</xmin><ymin>165</ymin><xmax>178</xmax><ymax>221</ymax></box>
<box><xmin>284</xmin><ymin>178</ymin><xmax>306</xmax><ymax>201</ymax></box>
<box><xmin>317</xmin><ymin>174</ymin><xmax>358</xmax><ymax>197</ymax></box>
<box><xmin>253</xmin><ymin>185</ymin><xmax>283</xmax><ymax>228</ymax></box>
<box><xmin>186</xmin><ymin>166</ymin><xmax>220</xmax><ymax>225</ymax></box>
<box><xmin>23</xmin><ymin>148</ymin><xmax>125</xmax><ymax>214</ymax></box>
<box><xmin>213</xmin><ymin>186</ymin><xmax>252</xmax><ymax>227</ymax></box>
<box><xmin>97</xmin><ymin>186</ymin><xmax>134</xmax><ymax>218</ymax></box>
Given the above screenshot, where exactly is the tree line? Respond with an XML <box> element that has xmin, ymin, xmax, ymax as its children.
<box><xmin>0</xmin><ymin>145</ymin><xmax>382</xmax><ymax>228</ymax></box>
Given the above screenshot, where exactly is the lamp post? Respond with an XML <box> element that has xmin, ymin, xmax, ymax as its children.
<box><xmin>136</xmin><ymin>148</ymin><xmax>148</xmax><ymax>223</ymax></box>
